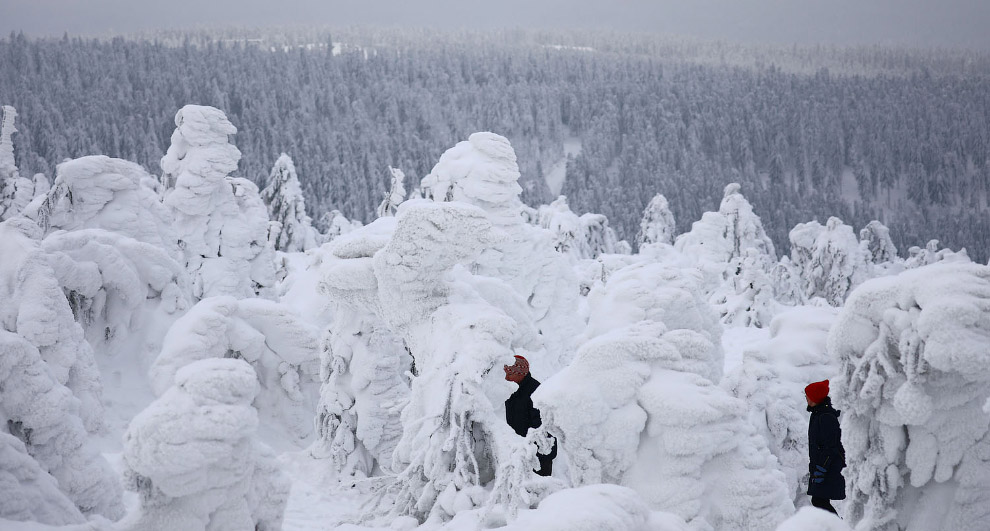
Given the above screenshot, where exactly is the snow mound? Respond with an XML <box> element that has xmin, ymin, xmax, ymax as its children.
<box><xmin>503</xmin><ymin>485</ymin><xmax>689</xmax><ymax>531</ymax></box>
<box><xmin>775</xmin><ymin>506</ymin><xmax>851</xmax><ymax>531</ymax></box>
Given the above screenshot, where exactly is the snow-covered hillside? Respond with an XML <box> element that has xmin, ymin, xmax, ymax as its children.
<box><xmin>1</xmin><ymin>103</ymin><xmax>985</xmax><ymax>531</ymax></box>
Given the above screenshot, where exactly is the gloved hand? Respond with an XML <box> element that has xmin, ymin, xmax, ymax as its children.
<box><xmin>811</xmin><ymin>464</ymin><xmax>827</xmax><ymax>484</ymax></box>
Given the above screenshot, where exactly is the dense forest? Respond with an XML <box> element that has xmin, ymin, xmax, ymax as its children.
<box><xmin>2</xmin><ymin>28</ymin><xmax>989</xmax><ymax>260</ymax></box>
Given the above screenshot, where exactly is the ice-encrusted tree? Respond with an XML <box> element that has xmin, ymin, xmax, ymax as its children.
<box><xmin>422</xmin><ymin>133</ymin><xmax>583</xmax><ymax>372</ymax></box>
<box><xmin>537</xmin><ymin>195</ymin><xmax>629</xmax><ymax>260</ymax></box>
<box><xmin>376</xmin><ymin>166</ymin><xmax>406</xmax><ymax>218</ymax></box>
<box><xmin>261</xmin><ymin>153</ymin><xmax>319</xmax><ymax>252</ymax></box>
<box><xmin>711</xmin><ymin>247</ymin><xmax>778</xmax><ymax>328</ymax></box>
<box><xmin>150</xmin><ymin>296</ymin><xmax>320</xmax><ymax>444</ymax></box>
<box><xmin>535</xmin><ymin>321</ymin><xmax>793</xmax><ymax>530</ymax></box>
<box><xmin>788</xmin><ymin>217</ymin><xmax>869</xmax><ymax>306</ymax></box>
<box><xmin>0</xmin><ymin>329</ymin><xmax>124</xmax><ymax>522</ymax></box>
<box><xmin>120</xmin><ymin>358</ymin><xmax>289</xmax><ymax>531</ymax></box>
<box><xmin>831</xmin><ymin>263</ymin><xmax>990</xmax><ymax>530</ymax></box>
<box><xmin>859</xmin><ymin>220</ymin><xmax>898</xmax><ymax>266</ymax></box>
<box><xmin>903</xmin><ymin>239</ymin><xmax>970</xmax><ymax>269</ymax></box>
<box><xmin>638</xmin><ymin>193</ymin><xmax>676</xmax><ymax>246</ymax></box>
<box><xmin>27</xmin><ymin>156</ymin><xmax>178</xmax><ymax>253</ymax></box>
<box><xmin>159</xmin><ymin>105</ymin><xmax>276</xmax><ymax>299</ymax></box>
<box><xmin>721</xmin><ymin>306</ymin><xmax>840</xmax><ymax>507</ymax></box>
<box><xmin>535</xmin><ymin>260</ymin><xmax>792</xmax><ymax>529</ymax></box>
<box><xmin>312</xmin><ymin>218</ymin><xmax>410</xmax><ymax>477</ymax></box>
<box><xmin>364</xmin><ymin>201</ymin><xmax>554</xmax><ymax>523</ymax></box>
<box><xmin>0</xmin><ymin>431</ymin><xmax>89</xmax><ymax>526</ymax></box>
<box><xmin>0</xmin><ymin>105</ymin><xmax>43</xmax><ymax>221</ymax></box>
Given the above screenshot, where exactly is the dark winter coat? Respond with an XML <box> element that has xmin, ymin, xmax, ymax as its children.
<box><xmin>807</xmin><ymin>397</ymin><xmax>846</xmax><ymax>500</ymax></box>
<box><xmin>505</xmin><ymin>374</ymin><xmax>557</xmax><ymax>460</ymax></box>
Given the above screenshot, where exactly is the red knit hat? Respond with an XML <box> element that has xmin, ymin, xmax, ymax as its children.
<box><xmin>504</xmin><ymin>355</ymin><xmax>529</xmax><ymax>381</ymax></box>
<box><xmin>805</xmin><ymin>379</ymin><xmax>829</xmax><ymax>404</ymax></box>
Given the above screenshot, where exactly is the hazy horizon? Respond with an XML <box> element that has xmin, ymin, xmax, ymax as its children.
<box><xmin>2</xmin><ymin>0</ymin><xmax>990</xmax><ymax>51</ymax></box>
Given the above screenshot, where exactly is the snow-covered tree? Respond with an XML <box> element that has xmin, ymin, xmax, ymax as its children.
<box><xmin>831</xmin><ymin>263</ymin><xmax>990</xmax><ymax>530</ymax></box>
<box><xmin>159</xmin><ymin>105</ymin><xmax>276</xmax><ymax>299</ymax></box>
<box><xmin>376</xmin><ymin>166</ymin><xmax>406</xmax><ymax>217</ymax></box>
<box><xmin>711</xmin><ymin>247</ymin><xmax>779</xmax><ymax>328</ymax></box>
<box><xmin>535</xmin><ymin>322</ymin><xmax>793</xmax><ymax>530</ymax></box>
<box><xmin>312</xmin><ymin>219</ymin><xmax>410</xmax><ymax>477</ymax></box>
<box><xmin>537</xmin><ymin>196</ymin><xmax>629</xmax><ymax>260</ymax></box>
<box><xmin>859</xmin><ymin>220</ymin><xmax>898</xmax><ymax>265</ymax></box>
<box><xmin>422</xmin><ymin>133</ymin><xmax>583</xmax><ymax>372</ymax></box>
<box><xmin>0</xmin><ymin>431</ymin><xmax>90</xmax><ymax>526</ymax></box>
<box><xmin>316</xmin><ymin>209</ymin><xmax>363</xmax><ymax>243</ymax></box>
<box><xmin>638</xmin><ymin>193</ymin><xmax>676</xmax><ymax>246</ymax></box>
<box><xmin>261</xmin><ymin>153</ymin><xmax>319</xmax><ymax>252</ymax></box>
<box><xmin>120</xmin><ymin>358</ymin><xmax>289</xmax><ymax>531</ymax></box>
<box><xmin>903</xmin><ymin>239</ymin><xmax>971</xmax><ymax>269</ymax></box>
<box><xmin>364</xmin><ymin>201</ymin><xmax>554</xmax><ymax>523</ymax></box>
<box><xmin>150</xmin><ymin>296</ymin><xmax>320</xmax><ymax>444</ymax></box>
<box><xmin>0</xmin><ymin>105</ymin><xmax>43</xmax><ymax>221</ymax></box>
<box><xmin>27</xmin><ymin>156</ymin><xmax>177</xmax><ymax>252</ymax></box>
<box><xmin>788</xmin><ymin>217</ymin><xmax>869</xmax><ymax>306</ymax></box>
<box><xmin>721</xmin><ymin>306</ymin><xmax>840</xmax><ymax>507</ymax></box>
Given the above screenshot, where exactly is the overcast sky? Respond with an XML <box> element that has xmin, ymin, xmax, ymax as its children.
<box><xmin>2</xmin><ymin>0</ymin><xmax>989</xmax><ymax>50</ymax></box>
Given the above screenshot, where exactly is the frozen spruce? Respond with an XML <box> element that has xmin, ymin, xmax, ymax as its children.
<box><xmin>831</xmin><ymin>263</ymin><xmax>990</xmax><ymax>530</ymax></box>
<box><xmin>150</xmin><ymin>296</ymin><xmax>320</xmax><ymax>444</ymax></box>
<box><xmin>261</xmin><ymin>153</ymin><xmax>319</xmax><ymax>252</ymax></box>
<box><xmin>0</xmin><ymin>105</ymin><xmax>45</xmax><ymax>221</ymax></box>
<box><xmin>638</xmin><ymin>193</ymin><xmax>676</xmax><ymax>246</ymax></box>
<box><xmin>0</xmin><ymin>431</ymin><xmax>88</xmax><ymax>526</ymax></box>
<box><xmin>159</xmin><ymin>105</ymin><xmax>276</xmax><ymax>299</ymax></box>
<box><xmin>120</xmin><ymin>358</ymin><xmax>289</xmax><ymax>531</ymax></box>
<box><xmin>787</xmin><ymin>217</ymin><xmax>869</xmax><ymax>306</ymax></box>
<box><xmin>537</xmin><ymin>195</ymin><xmax>629</xmax><ymax>260</ymax></box>
<box><xmin>376</xmin><ymin>166</ymin><xmax>407</xmax><ymax>218</ymax></box>
<box><xmin>313</xmin><ymin>217</ymin><xmax>410</xmax><ymax>476</ymax></box>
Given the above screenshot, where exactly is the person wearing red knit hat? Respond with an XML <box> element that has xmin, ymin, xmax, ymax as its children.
<box><xmin>805</xmin><ymin>379</ymin><xmax>846</xmax><ymax>515</ymax></box>
<box><xmin>504</xmin><ymin>355</ymin><xmax>557</xmax><ymax>476</ymax></box>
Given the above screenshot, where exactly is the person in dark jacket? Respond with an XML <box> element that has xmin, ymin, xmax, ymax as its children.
<box><xmin>504</xmin><ymin>355</ymin><xmax>557</xmax><ymax>476</ymax></box>
<box><xmin>805</xmin><ymin>379</ymin><xmax>846</xmax><ymax>514</ymax></box>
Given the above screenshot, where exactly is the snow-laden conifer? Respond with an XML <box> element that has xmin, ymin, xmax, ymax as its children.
<box><xmin>788</xmin><ymin>217</ymin><xmax>869</xmax><ymax>306</ymax></box>
<box><xmin>120</xmin><ymin>358</ymin><xmax>289</xmax><ymax>531</ymax></box>
<box><xmin>261</xmin><ymin>153</ymin><xmax>319</xmax><ymax>252</ymax></box>
<box><xmin>376</xmin><ymin>166</ymin><xmax>406</xmax><ymax>218</ymax></box>
<box><xmin>638</xmin><ymin>193</ymin><xmax>676</xmax><ymax>246</ymax></box>
<box><xmin>538</xmin><ymin>196</ymin><xmax>629</xmax><ymax>260</ymax></box>
<box><xmin>159</xmin><ymin>105</ymin><xmax>276</xmax><ymax>299</ymax></box>
<box><xmin>313</xmin><ymin>218</ymin><xmax>409</xmax><ymax>476</ymax></box>
<box><xmin>150</xmin><ymin>296</ymin><xmax>320</xmax><ymax>443</ymax></box>
<box><xmin>0</xmin><ymin>105</ymin><xmax>42</xmax><ymax>221</ymax></box>
<box><xmin>831</xmin><ymin>263</ymin><xmax>990</xmax><ymax>530</ymax></box>
<box><xmin>0</xmin><ymin>431</ymin><xmax>88</xmax><ymax>526</ymax></box>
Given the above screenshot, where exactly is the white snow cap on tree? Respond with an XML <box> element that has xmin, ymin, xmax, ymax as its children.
<box><xmin>538</xmin><ymin>195</ymin><xmax>630</xmax><ymax>260</ymax></box>
<box><xmin>788</xmin><ymin>216</ymin><xmax>869</xmax><ymax>306</ymax></box>
<box><xmin>638</xmin><ymin>193</ymin><xmax>676</xmax><ymax>246</ymax></box>
<box><xmin>831</xmin><ymin>262</ymin><xmax>990</xmax><ymax>530</ymax></box>
<box><xmin>376</xmin><ymin>165</ymin><xmax>407</xmax><ymax>218</ymax></box>
<box><xmin>534</xmin><ymin>321</ymin><xmax>793</xmax><ymax>530</ymax></box>
<box><xmin>120</xmin><ymin>358</ymin><xmax>289</xmax><ymax>531</ymax></box>
<box><xmin>721</xmin><ymin>305</ymin><xmax>840</xmax><ymax>507</ymax></box>
<box><xmin>420</xmin><ymin>131</ymin><xmax>524</xmax><ymax>227</ymax></box>
<box><xmin>27</xmin><ymin>156</ymin><xmax>177</xmax><ymax>253</ymax></box>
<box><xmin>859</xmin><ymin>220</ymin><xmax>898</xmax><ymax>265</ymax></box>
<box><xmin>261</xmin><ymin>153</ymin><xmax>319</xmax><ymax>252</ymax></box>
<box><xmin>150</xmin><ymin>296</ymin><xmax>320</xmax><ymax>444</ymax></box>
<box><xmin>710</xmin><ymin>247</ymin><xmax>779</xmax><ymax>328</ymax></box>
<box><xmin>0</xmin><ymin>431</ymin><xmax>89</xmax><ymax>526</ymax></box>
<box><xmin>159</xmin><ymin>105</ymin><xmax>276</xmax><ymax>299</ymax></box>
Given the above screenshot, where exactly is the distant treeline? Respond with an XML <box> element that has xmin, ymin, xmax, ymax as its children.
<box><xmin>1</xmin><ymin>28</ymin><xmax>988</xmax><ymax>260</ymax></box>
